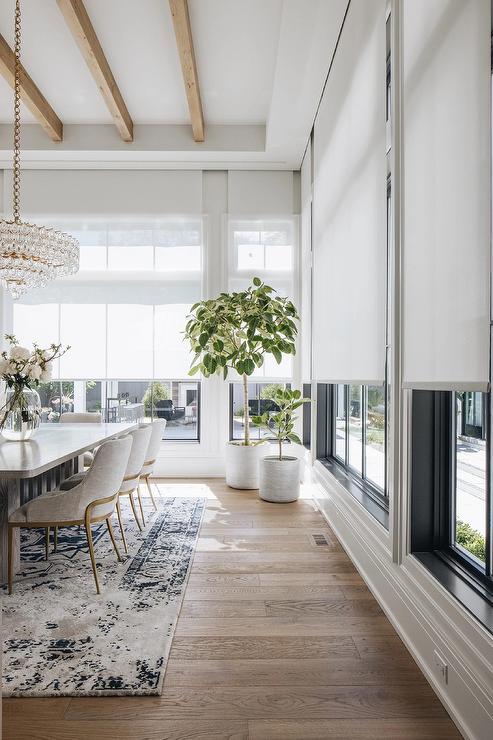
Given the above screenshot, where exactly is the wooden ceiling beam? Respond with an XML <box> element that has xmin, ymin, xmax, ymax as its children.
<box><xmin>57</xmin><ymin>0</ymin><xmax>133</xmax><ymax>142</ymax></box>
<box><xmin>0</xmin><ymin>33</ymin><xmax>63</xmax><ymax>142</ymax></box>
<box><xmin>169</xmin><ymin>0</ymin><xmax>204</xmax><ymax>142</ymax></box>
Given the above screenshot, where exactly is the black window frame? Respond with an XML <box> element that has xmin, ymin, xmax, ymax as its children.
<box><xmin>331</xmin><ymin>383</ymin><xmax>388</xmax><ymax>504</ymax></box>
<box><xmin>410</xmin><ymin>390</ymin><xmax>493</xmax><ymax>633</ymax></box>
<box><xmin>317</xmin><ymin>382</ymin><xmax>389</xmax><ymax>528</ymax></box>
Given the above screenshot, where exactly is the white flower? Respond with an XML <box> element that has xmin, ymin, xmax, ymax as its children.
<box><xmin>10</xmin><ymin>346</ymin><xmax>31</xmax><ymax>362</ymax></box>
<box><xmin>40</xmin><ymin>365</ymin><xmax>53</xmax><ymax>381</ymax></box>
<box><xmin>0</xmin><ymin>358</ymin><xmax>10</xmax><ymax>375</ymax></box>
<box><xmin>28</xmin><ymin>365</ymin><xmax>42</xmax><ymax>381</ymax></box>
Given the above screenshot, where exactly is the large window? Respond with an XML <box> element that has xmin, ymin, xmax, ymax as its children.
<box><xmin>36</xmin><ymin>379</ymin><xmax>200</xmax><ymax>441</ymax></box>
<box><xmin>453</xmin><ymin>392</ymin><xmax>487</xmax><ymax>567</ymax></box>
<box><xmin>330</xmin><ymin>384</ymin><xmax>387</xmax><ymax>497</ymax></box>
<box><xmin>410</xmin><ymin>391</ymin><xmax>492</xmax><ymax>630</ymax></box>
<box><xmin>228</xmin><ymin>218</ymin><xmax>296</xmax><ymax>380</ymax></box>
<box><xmin>230</xmin><ymin>382</ymin><xmax>291</xmax><ymax>442</ymax></box>
<box><xmin>13</xmin><ymin>219</ymin><xmax>203</xmax><ymax>443</ymax></box>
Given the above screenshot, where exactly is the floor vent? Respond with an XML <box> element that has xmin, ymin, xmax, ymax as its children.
<box><xmin>311</xmin><ymin>533</ymin><xmax>330</xmax><ymax>547</ymax></box>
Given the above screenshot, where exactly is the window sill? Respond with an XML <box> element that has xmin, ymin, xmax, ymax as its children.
<box><xmin>319</xmin><ymin>458</ymin><xmax>389</xmax><ymax>530</ymax></box>
<box><xmin>413</xmin><ymin>551</ymin><xmax>493</xmax><ymax>635</ymax></box>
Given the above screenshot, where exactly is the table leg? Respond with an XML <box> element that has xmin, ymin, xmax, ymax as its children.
<box><xmin>0</xmin><ymin>477</ymin><xmax>20</xmax><ymax>585</ymax></box>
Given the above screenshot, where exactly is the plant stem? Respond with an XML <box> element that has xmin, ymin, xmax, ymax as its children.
<box><xmin>242</xmin><ymin>373</ymin><xmax>250</xmax><ymax>446</ymax></box>
<box><xmin>278</xmin><ymin>438</ymin><xmax>282</xmax><ymax>461</ymax></box>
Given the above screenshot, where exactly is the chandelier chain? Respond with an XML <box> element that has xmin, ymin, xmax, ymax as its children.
<box><xmin>0</xmin><ymin>0</ymin><xmax>79</xmax><ymax>300</ymax></box>
<box><xmin>13</xmin><ymin>0</ymin><xmax>21</xmax><ymax>223</ymax></box>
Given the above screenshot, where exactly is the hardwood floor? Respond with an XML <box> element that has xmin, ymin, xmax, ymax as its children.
<box><xmin>4</xmin><ymin>479</ymin><xmax>461</xmax><ymax>740</ymax></box>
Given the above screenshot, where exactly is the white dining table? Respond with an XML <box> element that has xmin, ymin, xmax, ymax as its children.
<box><xmin>0</xmin><ymin>422</ymin><xmax>137</xmax><ymax>583</ymax></box>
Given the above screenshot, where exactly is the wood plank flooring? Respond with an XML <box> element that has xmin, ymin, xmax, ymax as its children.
<box><xmin>4</xmin><ymin>479</ymin><xmax>461</xmax><ymax>740</ymax></box>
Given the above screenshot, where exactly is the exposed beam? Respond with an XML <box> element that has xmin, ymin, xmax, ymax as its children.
<box><xmin>57</xmin><ymin>0</ymin><xmax>133</xmax><ymax>142</ymax></box>
<box><xmin>169</xmin><ymin>0</ymin><xmax>204</xmax><ymax>143</ymax></box>
<box><xmin>0</xmin><ymin>34</ymin><xmax>63</xmax><ymax>142</ymax></box>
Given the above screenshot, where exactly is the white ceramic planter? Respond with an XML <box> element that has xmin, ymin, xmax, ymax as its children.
<box><xmin>225</xmin><ymin>441</ymin><xmax>267</xmax><ymax>489</ymax></box>
<box><xmin>259</xmin><ymin>455</ymin><xmax>300</xmax><ymax>502</ymax></box>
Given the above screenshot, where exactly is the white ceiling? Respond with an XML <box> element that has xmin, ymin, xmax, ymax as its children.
<box><xmin>0</xmin><ymin>0</ymin><xmax>348</xmax><ymax>169</ymax></box>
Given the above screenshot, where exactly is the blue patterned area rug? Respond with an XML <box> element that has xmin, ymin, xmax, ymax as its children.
<box><xmin>2</xmin><ymin>493</ymin><xmax>205</xmax><ymax>697</ymax></box>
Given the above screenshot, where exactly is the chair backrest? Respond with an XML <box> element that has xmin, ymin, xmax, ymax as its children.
<box><xmin>59</xmin><ymin>412</ymin><xmax>102</xmax><ymax>423</ymax></box>
<box><xmin>125</xmin><ymin>425</ymin><xmax>152</xmax><ymax>479</ymax></box>
<box><xmin>141</xmin><ymin>419</ymin><xmax>167</xmax><ymax>463</ymax></box>
<box><xmin>80</xmin><ymin>435</ymin><xmax>132</xmax><ymax>515</ymax></box>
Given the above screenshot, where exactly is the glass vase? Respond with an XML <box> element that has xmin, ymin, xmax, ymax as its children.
<box><xmin>0</xmin><ymin>386</ymin><xmax>41</xmax><ymax>441</ymax></box>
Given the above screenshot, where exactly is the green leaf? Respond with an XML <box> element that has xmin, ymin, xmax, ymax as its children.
<box><xmin>272</xmin><ymin>347</ymin><xmax>282</xmax><ymax>364</ymax></box>
<box><xmin>288</xmin><ymin>433</ymin><xmax>302</xmax><ymax>445</ymax></box>
<box><xmin>253</xmin><ymin>276</ymin><xmax>262</xmax><ymax>287</ymax></box>
<box><xmin>244</xmin><ymin>358</ymin><xmax>255</xmax><ymax>375</ymax></box>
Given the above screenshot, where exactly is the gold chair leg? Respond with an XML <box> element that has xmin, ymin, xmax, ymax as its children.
<box><xmin>106</xmin><ymin>516</ymin><xmax>122</xmax><ymax>562</ymax></box>
<box><xmin>116</xmin><ymin>498</ymin><xmax>128</xmax><ymax>554</ymax></box>
<box><xmin>129</xmin><ymin>491</ymin><xmax>143</xmax><ymax>531</ymax></box>
<box><xmin>84</xmin><ymin>518</ymin><xmax>101</xmax><ymax>595</ymax></box>
<box><xmin>137</xmin><ymin>484</ymin><xmax>146</xmax><ymax>527</ymax></box>
<box><xmin>45</xmin><ymin>527</ymin><xmax>50</xmax><ymax>560</ymax></box>
<box><xmin>8</xmin><ymin>524</ymin><xmax>14</xmax><ymax>595</ymax></box>
<box><xmin>146</xmin><ymin>475</ymin><xmax>158</xmax><ymax>511</ymax></box>
<box><xmin>54</xmin><ymin>526</ymin><xmax>58</xmax><ymax>553</ymax></box>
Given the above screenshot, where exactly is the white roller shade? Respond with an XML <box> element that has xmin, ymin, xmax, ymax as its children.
<box><xmin>312</xmin><ymin>0</ymin><xmax>387</xmax><ymax>384</ymax></box>
<box><xmin>402</xmin><ymin>0</ymin><xmax>490</xmax><ymax>391</ymax></box>
<box><xmin>12</xmin><ymin>219</ymin><xmax>202</xmax><ymax>381</ymax></box>
<box><xmin>3</xmin><ymin>170</ymin><xmax>203</xmax><ymax>216</ymax></box>
<box><xmin>300</xmin><ymin>142</ymin><xmax>312</xmax><ymax>381</ymax></box>
<box><xmin>228</xmin><ymin>171</ymin><xmax>294</xmax><ymax>215</ymax></box>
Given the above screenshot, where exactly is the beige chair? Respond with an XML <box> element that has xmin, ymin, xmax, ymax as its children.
<box><xmin>59</xmin><ymin>411</ymin><xmax>102</xmax><ymax>468</ymax></box>
<box><xmin>8</xmin><ymin>435</ymin><xmax>132</xmax><ymax>595</ymax></box>
<box><xmin>139</xmin><ymin>419</ymin><xmax>167</xmax><ymax>517</ymax></box>
<box><xmin>61</xmin><ymin>426</ymin><xmax>152</xmax><ymax>553</ymax></box>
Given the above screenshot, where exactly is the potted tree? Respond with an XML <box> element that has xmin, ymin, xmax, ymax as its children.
<box><xmin>252</xmin><ymin>387</ymin><xmax>311</xmax><ymax>502</ymax></box>
<box><xmin>184</xmin><ymin>277</ymin><xmax>299</xmax><ymax>489</ymax></box>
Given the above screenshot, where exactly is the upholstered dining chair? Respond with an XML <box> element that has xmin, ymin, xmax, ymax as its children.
<box><xmin>8</xmin><ymin>435</ymin><xmax>132</xmax><ymax>595</ymax></box>
<box><xmin>59</xmin><ymin>411</ymin><xmax>102</xmax><ymax>468</ymax></box>
<box><xmin>60</xmin><ymin>426</ymin><xmax>152</xmax><ymax>554</ymax></box>
<box><xmin>138</xmin><ymin>419</ymin><xmax>167</xmax><ymax>521</ymax></box>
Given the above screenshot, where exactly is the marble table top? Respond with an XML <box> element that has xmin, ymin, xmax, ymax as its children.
<box><xmin>0</xmin><ymin>423</ymin><xmax>137</xmax><ymax>479</ymax></box>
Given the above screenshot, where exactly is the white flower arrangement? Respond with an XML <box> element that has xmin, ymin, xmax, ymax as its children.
<box><xmin>0</xmin><ymin>334</ymin><xmax>70</xmax><ymax>429</ymax></box>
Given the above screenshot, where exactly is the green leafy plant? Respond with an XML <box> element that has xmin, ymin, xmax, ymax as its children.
<box><xmin>251</xmin><ymin>387</ymin><xmax>310</xmax><ymax>461</ymax></box>
<box><xmin>260</xmin><ymin>382</ymin><xmax>284</xmax><ymax>400</ymax></box>
<box><xmin>456</xmin><ymin>520</ymin><xmax>486</xmax><ymax>562</ymax></box>
<box><xmin>184</xmin><ymin>278</ymin><xmax>299</xmax><ymax>445</ymax></box>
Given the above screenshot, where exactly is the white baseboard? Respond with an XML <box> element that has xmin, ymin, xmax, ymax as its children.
<box><xmin>313</xmin><ymin>461</ymin><xmax>493</xmax><ymax>740</ymax></box>
<box><xmin>153</xmin><ymin>456</ymin><xmax>225</xmax><ymax>477</ymax></box>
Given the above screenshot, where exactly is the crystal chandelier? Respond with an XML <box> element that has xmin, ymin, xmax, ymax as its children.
<box><xmin>0</xmin><ymin>0</ymin><xmax>79</xmax><ymax>300</ymax></box>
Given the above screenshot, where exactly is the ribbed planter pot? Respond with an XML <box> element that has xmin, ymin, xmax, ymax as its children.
<box><xmin>259</xmin><ymin>455</ymin><xmax>300</xmax><ymax>503</ymax></box>
<box><xmin>225</xmin><ymin>441</ymin><xmax>268</xmax><ymax>490</ymax></box>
